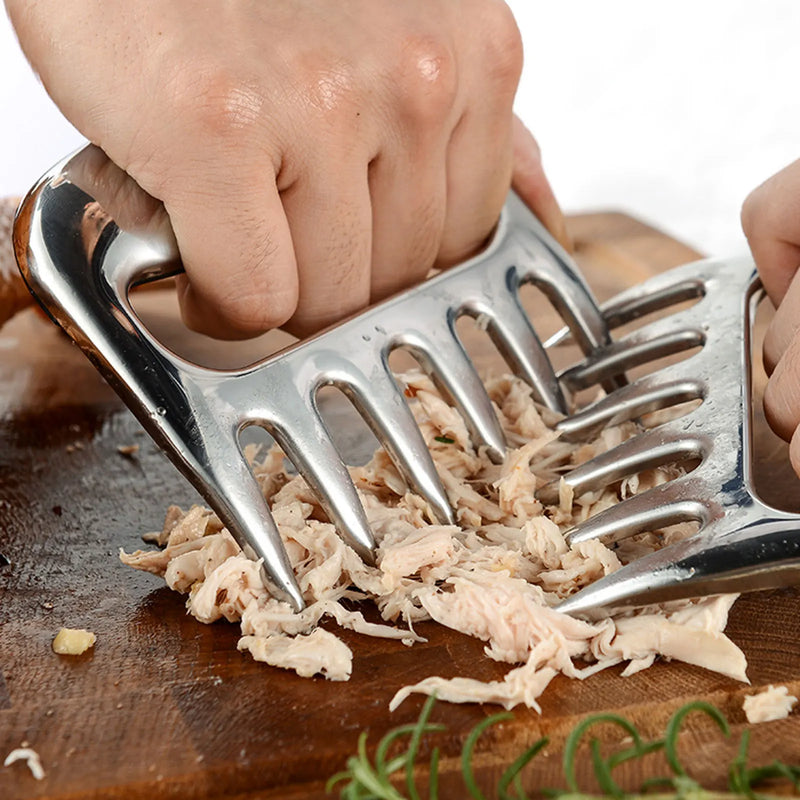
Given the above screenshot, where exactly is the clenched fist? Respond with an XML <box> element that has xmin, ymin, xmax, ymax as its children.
<box><xmin>7</xmin><ymin>0</ymin><xmax>567</xmax><ymax>339</ymax></box>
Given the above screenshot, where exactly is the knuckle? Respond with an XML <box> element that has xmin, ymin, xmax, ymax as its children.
<box><xmin>278</xmin><ymin>45</ymin><xmax>360</xmax><ymax>124</ymax></box>
<box><xmin>168</xmin><ymin>60</ymin><xmax>269</xmax><ymax>143</ymax></box>
<box><xmin>304</xmin><ymin>66</ymin><xmax>359</xmax><ymax>122</ymax></box>
<box><xmin>479</xmin><ymin>1</ymin><xmax>524</xmax><ymax>86</ymax></box>
<box><xmin>393</xmin><ymin>34</ymin><xmax>458</xmax><ymax>123</ymax></box>
<box><xmin>764</xmin><ymin>355</ymin><xmax>800</xmax><ymax>442</ymax></box>
<box><xmin>740</xmin><ymin>186</ymin><xmax>767</xmax><ymax>240</ymax></box>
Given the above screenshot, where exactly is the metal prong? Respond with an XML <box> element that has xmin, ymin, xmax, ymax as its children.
<box><xmin>270</xmin><ymin>394</ymin><xmax>376</xmax><ymax>563</ymax></box>
<box><xmin>555</xmin><ymin>547</ymin><xmax>699</xmax><ymax>615</ymax></box>
<box><xmin>556</xmin><ymin>374</ymin><xmax>704</xmax><ymax>441</ymax></box>
<box><xmin>339</xmin><ymin>363</ymin><xmax>455</xmax><ymax>526</ymax></box>
<box><xmin>470</xmin><ymin>294</ymin><xmax>567</xmax><ymax>413</ymax></box>
<box><xmin>511</xmin><ymin>199</ymin><xmax>610</xmax><ymax>357</ymax></box>
<box><xmin>401</xmin><ymin>326</ymin><xmax>506</xmax><ymax>463</ymax></box>
<box><xmin>537</xmin><ymin>427</ymin><xmax>708</xmax><ymax>506</ymax></box>
<box><xmin>204</xmin><ymin>440</ymin><xmax>306</xmax><ymax>611</ymax></box>
<box><xmin>601</xmin><ymin>276</ymin><xmax>706</xmax><ymax>329</ymax></box>
<box><xmin>558</xmin><ymin>511</ymin><xmax>800</xmax><ymax>614</ymax></box>
<box><xmin>560</xmin><ymin>320</ymin><xmax>705</xmax><ymax>393</ymax></box>
<box><xmin>563</xmin><ymin>479</ymin><xmax>712</xmax><ymax>546</ymax></box>
<box><xmin>545</xmin><ymin>273</ymin><xmax>706</xmax><ymax>350</ymax></box>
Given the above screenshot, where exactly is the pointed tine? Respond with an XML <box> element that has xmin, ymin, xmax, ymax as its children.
<box><xmin>563</xmin><ymin>479</ymin><xmax>711</xmax><ymax>547</ymax></box>
<box><xmin>556</xmin><ymin>374</ymin><xmax>704</xmax><ymax>441</ymax></box>
<box><xmin>198</xmin><ymin>438</ymin><xmax>306</xmax><ymax>611</ymax></box>
<box><xmin>555</xmin><ymin>513</ymin><xmax>796</xmax><ymax>615</ymax></box>
<box><xmin>600</xmin><ymin>275</ymin><xmax>707</xmax><ymax>330</ymax></box>
<box><xmin>401</xmin><ymin>325</ymin><xmax>506</xmax><ymax>463</ymax></box>
<box><xmin>471</xmin><ymin>295</ymin><xmax>566</xmax><ymax>414</ymax></box>
<box><xmin>509</xmin><ymin>197</ymin><xmax>610</xmax><ymax>355</ymax></box>
<box><xmin>341</xmin><ymin>365</ymin><xmax>455</xmax><ymax>526</ymax></box>
<box><xmin>506</xmin><ymin>197</ymin><xmax>625</xmax><ymax>393</ymax></box>
<box><xmin>555</xmin><ymin>539</ymin><xmax>704</xmax><ymax>616</ymax></box>
<box><xmin>536</xmin><ymin>427</ymin><xmax>707</xmax><ymax>506</ymax></box>
<box><xmin>271</xmin><ymin>394</ymin><xmax>376</xmax><ymax>562</ymax></box>
<box><xmin>544</xmin><ymin>272</ymin><xmax>706</xmax><ymax>350</ymax></box>
<box><xmin>560</xmin><ymin>318</ymin><xmax>705</xmax><ymax>393</ymax></box>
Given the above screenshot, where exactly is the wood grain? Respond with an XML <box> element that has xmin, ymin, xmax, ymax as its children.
<box><xmin>1</xmin><ymin>212</ymin><xmax>800</xmax><ymax>799</ymax></box>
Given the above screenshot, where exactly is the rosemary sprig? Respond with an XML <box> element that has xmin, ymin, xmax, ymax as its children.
<box><xmin>327</xmin><ymin>697</ymin><xmax>800</xmax><ymax>799</ymax></box>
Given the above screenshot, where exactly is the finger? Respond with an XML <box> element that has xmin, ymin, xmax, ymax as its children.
<box><xmin>763</xmin><ymin>329</ymin><xmax>800</xmax><ymax>441</ymax></box>
<box><xmin>764</xmin><ymin>265</ymin><xmax>800</xmax><ymax>374</ymax></box>
<box><xmin>741</xmin><ymin>159</ymin><xmax>800</xmax><ymax>306</ymax></box>
<box><xmin>169</xmin><ymin>167</ymin><xmax>298</xmax><ymax>340</ymax></box>
<box><xmin>436</xmin><ymin>107</ymin><xmax>514</xmax><ymax>268</ymax></box>
<box><xmin>511</xmin><ymin>114</ymin><xmax>572</xmax><ymax>252</ymax></box>
<box><xmin>788</xmin><ymin>423</ymin><xmax>800</xmax><ymax>480</ymax></box>
<box><xmin>436</xmin><ymin>9</ymin><xmax>521</xmax><ymax>267</ymax></box>
<box><xmin>278</xmin><ymin>164</ymin><xmax>373</xmax><ymax>339</ymax></box>
<box><xmin>367</xmin><ymin>147</ymin><xmax>448</xmax><ymax>302</ymax></box>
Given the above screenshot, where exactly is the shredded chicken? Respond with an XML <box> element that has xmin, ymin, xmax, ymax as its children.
<box><xmin>743</xmin><ymin>684</ymin><xmax>798</xmax><ymax>723</ymax></box>
<box><xmin>239</xmin><ymin>629</ymin><xmax>352</xmax><ymax>681</ymax></box>
<box><xmin>121</xmin><ymin>371</ymin><xmax>748</xmax><ymax>710</ymax></box>
<box><xmin>4</xmin><ymin>747</ymin><xmax>45</xmax><ymax>781</ymax></box>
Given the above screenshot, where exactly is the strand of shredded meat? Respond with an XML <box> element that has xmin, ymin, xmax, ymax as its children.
<box><xmin>121</xmin><ymin>371</ymin><xmax>747</xmax><ymax>709</ymax></box>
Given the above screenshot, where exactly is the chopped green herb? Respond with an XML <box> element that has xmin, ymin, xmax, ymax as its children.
<box><xmin>434</xmin><ymin>436</ymin><xmax>455</xmax><ymax>444</ymax></box>
<box><xmin>327</xmin><ymin>697</ymin><xmax>800</xmax><ymax>799</ymax></box>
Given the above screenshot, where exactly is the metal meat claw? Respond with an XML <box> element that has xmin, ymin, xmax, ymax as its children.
<box><xmin>13</xmin><ymin>144</ymin><xmax>611</xmax><ymax>612</ymax></box>
<box><xmin>542</xmin><ymin>257</ymin><xmax>800</xmax><ymax>615</ymax></box>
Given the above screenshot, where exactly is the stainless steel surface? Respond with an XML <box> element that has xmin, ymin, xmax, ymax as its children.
<box><xmin>545</xmin><ymin>257</ymin><xmax>800</xmax><ymax>615</ymax></box>
<box><xmin>13</xmin><ymin>144</ymin><xmax>610</xmax><ymax>612</ymax></box>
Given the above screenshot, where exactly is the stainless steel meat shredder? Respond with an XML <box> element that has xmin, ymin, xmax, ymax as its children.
<box><xmin>542</xmin><ymin>256</ymin><xmax>800</xmax><ymax>615</ymax></box>
<box><xmin>13</xmin><ymin>144</ymin><xmax>612</xmax><ymax>612</ymax></box>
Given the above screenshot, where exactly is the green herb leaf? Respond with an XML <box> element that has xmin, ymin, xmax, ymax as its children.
<box><xmin>428</xmin><ymin>748</ymin><xmax>440</xmax><ymax>800</ymax></box>
<box><xmin>461</xmin><ymin>712</ymin><xmax>513</xmax><ymax>799</ymax></box>
<box><xmin>664</xmin><ymin>701</ymin><xmax>729</xmax><ymax>778</ymax></box>
<box><xmin>497</xmin><ymin>737</ymin><xmax>547</xmax><ymax>800</ymax></box>
<box><xmin>562</xmin><ymin>712</ymin><xmax>644</xmax><ymax>792</ymax></box>
<box><xmin>328</xmin><ymin>697</ymin><xmax>800</xmax><ymax>799</ymax></box>
<box><xmin>405</xmin><ymin>695</ymin><xmax>439</xmax><ymax>800</ymax></box>
<box><xmin>433</xmin><ymin>435</ymin><xmax>455</xmax><ymax>444</ymax></box>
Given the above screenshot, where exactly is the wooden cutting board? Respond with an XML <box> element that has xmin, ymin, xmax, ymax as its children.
<box><xmin>2</xmin><ymin>212</ymin><xmax>800</xmax><ymax>799</ymax></box>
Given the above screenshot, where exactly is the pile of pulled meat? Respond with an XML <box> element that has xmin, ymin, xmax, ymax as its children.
<box><xmin>122</xmin><ymin>371</ymin><xmax>746</xmax><ymax>710</ymax></box>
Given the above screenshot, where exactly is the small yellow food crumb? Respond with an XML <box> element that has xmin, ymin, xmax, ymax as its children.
<box><xmin>52</xmin><ymin>628</ymin><xmax>96</xmax><ymax>655</ymax></box>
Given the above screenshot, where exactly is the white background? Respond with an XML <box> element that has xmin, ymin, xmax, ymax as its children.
<box><xmin>2</xmin><ymin>1</ymin><xmax>799</xmax><ymax>256</ymax></box>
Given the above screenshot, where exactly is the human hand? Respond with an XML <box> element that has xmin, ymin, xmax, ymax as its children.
<box><xmin>7</xmin><ymin>0</ymin><xmax>567</xmax><ymax>340</ymax></box>
<box><xmin>742</xmin><ymin>159</ymin><xmax>800</xmax><ymax>474</ymax></box>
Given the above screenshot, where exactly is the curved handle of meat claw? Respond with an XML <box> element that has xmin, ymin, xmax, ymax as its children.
<box><xmin>12</xmin><ymin>144</ymin><xmax>306</xmax><ymax>612</ymax></box>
